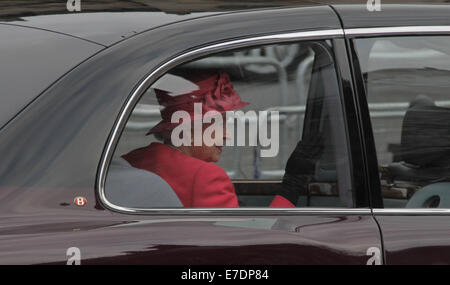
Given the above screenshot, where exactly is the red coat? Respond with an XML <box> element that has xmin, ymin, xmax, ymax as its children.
<box><xmin>123</xmin><ymin>142</ymin><xmax>294</xmax><ymax>207</ymax></box>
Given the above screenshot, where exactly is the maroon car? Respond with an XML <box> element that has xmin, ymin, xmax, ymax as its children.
<box><xmin>0</xmin><ymin>0</ymin><xmax>449</xmax><ymax>265</ymax></box>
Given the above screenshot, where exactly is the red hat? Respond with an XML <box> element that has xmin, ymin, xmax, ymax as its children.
<box><xmin>147</xmin><ymin>72</ymin><xmax>249</xmax><ymax>135</ymax></box>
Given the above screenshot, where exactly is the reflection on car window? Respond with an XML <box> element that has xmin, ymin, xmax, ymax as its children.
<box><xmin>106</xmin><ymin>41</ymin><xmax>353</xmax><ymax>209</ymax></box>
<box><xmin>355</xmin><ymin>36</ymin><xmax>450</xmax><ymax>209</ymax></box>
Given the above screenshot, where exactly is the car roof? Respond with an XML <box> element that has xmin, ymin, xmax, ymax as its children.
<box><xmin>2</xmin><ymin>1</ymin><xmax>449</xmax><ymax>46</ymax></box>
<box><xmin>0</xmin><ymin>0</ymin><xmax>320</xmax><ymax>46</ymax></box>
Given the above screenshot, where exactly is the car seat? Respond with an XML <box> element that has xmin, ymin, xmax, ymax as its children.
<box><xmin>406</xmin><ymin>182</ymin><xmax>450</xmax><ymax>208</ymax></box>
<box><xmin>105</xmin><ymin>157</ymin><xmax>182</xmax><ymax>208</ymax></box>
<box><xmin>386</xmin><ymin>95</ymin><xmax>450</xmax><ymax>182</ymax></box>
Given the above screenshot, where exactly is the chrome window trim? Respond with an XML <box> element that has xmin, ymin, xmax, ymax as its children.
<box><xmin>101</xmin><ymin>208</ymin><xmax>372</xmax><ymax>216</ymax></box>
<box><xmin>97</xmin><ymin>29</ymin><xmax>355</xmax><ymax>215</ymax></box>
<box><xmin>345</xmin><ymin>26</ymin><xmax>450</xmax><ymax>37</ymax></box>
<box><xmin>373</xmin><ymin>209</ymin><xmax>450</xmax><ymax>216</ymax></box>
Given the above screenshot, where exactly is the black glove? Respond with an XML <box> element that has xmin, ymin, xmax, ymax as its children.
<box><xmin>279</xmin><ymin>134</ymin><xmax>324</xmax><ymax>205</ymax></box>
<box><xmin>284</xmin><ymin>134</ymin><xmax>324</xmax><ymax>176</ymax></box>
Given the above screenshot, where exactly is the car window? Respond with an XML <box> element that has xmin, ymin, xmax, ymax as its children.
<box><xmin>105</xmin><ymin>40</ymin><xmax>354</xmax><ymax>208</ymax></box>
<box><xmin>354</xmin><ymin>36</ymin><xmax>450</xmax><ymax>209</ymax></box>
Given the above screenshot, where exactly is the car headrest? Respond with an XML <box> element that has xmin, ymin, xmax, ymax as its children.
<box><xmin>401</xmin><ymin>97</ymin><xmax>450</xmax><ymax>167</ymax></box>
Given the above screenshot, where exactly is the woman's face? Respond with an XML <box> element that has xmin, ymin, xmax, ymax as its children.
<box><xmin>180</xmin><ymin>117</ymin><xmax>229</xmax><ymax>162</ymax></box>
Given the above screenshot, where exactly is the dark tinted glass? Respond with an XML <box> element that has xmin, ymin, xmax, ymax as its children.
<box><xmin>107</xmin><ymin>40</ymin><xmax>353</xmax><ymax>209</ymax></box>
<box><xmin>355</xmin><ymin>36</ymin><xmax>450</xmax><ymax>209</ymax></box>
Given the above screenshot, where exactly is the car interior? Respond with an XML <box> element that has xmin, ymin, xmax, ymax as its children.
<box><xmin>382</xmin><ymin>95</ymin><xmax>450</xmax><ymax>208</ymax></box>
<box><xmin>107</xmin><ymin>41</ymin><xmax>353</xmax><ymax>208</ymax></box>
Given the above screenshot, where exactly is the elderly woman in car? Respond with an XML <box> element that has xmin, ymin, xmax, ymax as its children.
<box><xmin>123</xmin><ymin>71</ymin><xmax>320</xmax><ymax>207</ymax></box>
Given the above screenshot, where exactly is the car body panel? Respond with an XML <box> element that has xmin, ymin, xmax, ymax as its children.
<box><xmin>0</xmin><ymin>24</ymin><xmax>103</xmax><ymax>130</ymax></box>
<box><xmin>0</xmin><ymin>215</ymin><xmax>380</xmax><ymax>265</ymax></box>
<box><xmin>373</xmin><ymin>215</ymin><xmax>450</xmax><ymax>265</ymax></box>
